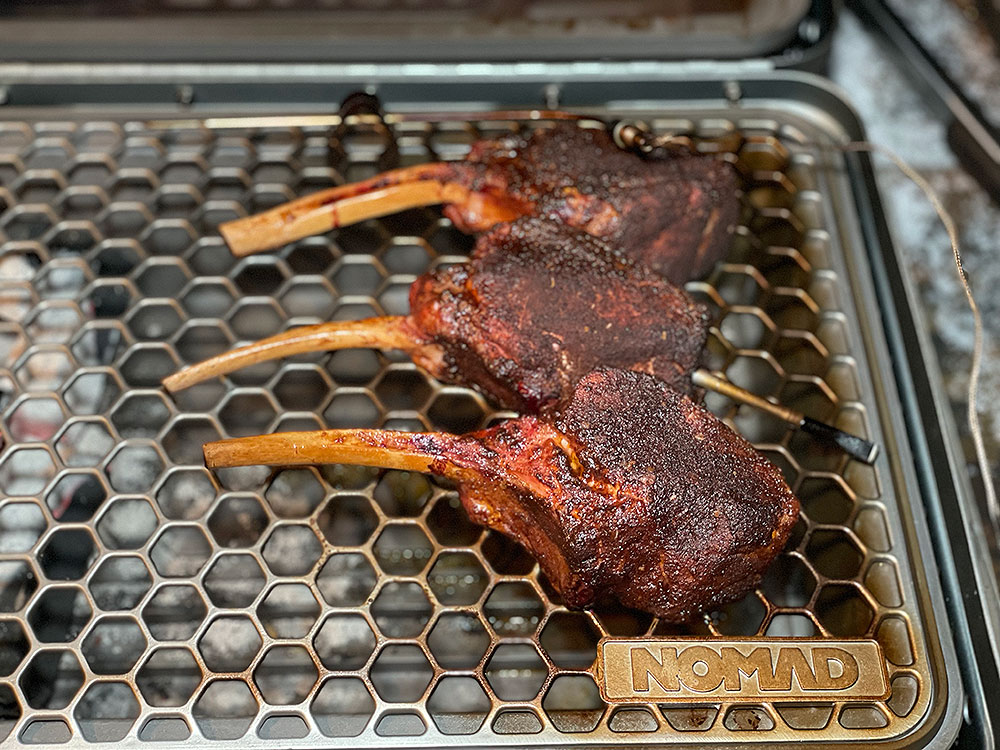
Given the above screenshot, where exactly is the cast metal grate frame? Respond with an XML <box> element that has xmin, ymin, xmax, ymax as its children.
<box><xmin>0</xmin><ymin>107</ymin><xmax>943</xmax><ymax>746</ymax></box>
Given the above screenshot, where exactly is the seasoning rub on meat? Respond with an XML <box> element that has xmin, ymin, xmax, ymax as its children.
<box><xmin>165</xmin><ymin>218</ymin><xmax>710</xmax><ymax>412</ymax></box>
<box><xmin>219</xmin><ymin>123</ymin><xmax>740</xmax><ymax>283</ymax></box>
<box><xmin>203</xmin><ymin>367</ymin><xmax>800</xmax><ymax>621</ymax></box>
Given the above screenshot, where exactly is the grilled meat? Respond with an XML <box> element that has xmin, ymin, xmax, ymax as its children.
<box><xmin>204</xmin><ymin>367</ymin><xmax>800</xmax><ymax>621</ymax></box>
<box><xmin>165</xmin><ymin>218</ymin><xmax>710</xmax><ymax>413</ymax></box>
<box><xmin>219</xmin><ymin>123</ymin><xmax>740</xmax><ymax>283</ymax></box>
<box><xmin>444</xmin><ymin>124</ymin><xmax>741</xmax><ymax>281</ymax></box>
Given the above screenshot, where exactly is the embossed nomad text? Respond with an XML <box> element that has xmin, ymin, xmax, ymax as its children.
<box><xmin>600</xmin><ymin>639</ymin><xmax>889</xmax><ymax>701</ymax></box>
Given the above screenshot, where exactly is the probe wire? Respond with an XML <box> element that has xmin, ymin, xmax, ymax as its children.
<box><xmin>844</xmin><ymin>141</ymin><xmax>998</xmax><ymax>527</ymax></box>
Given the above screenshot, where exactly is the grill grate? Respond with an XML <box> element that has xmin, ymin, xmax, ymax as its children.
<box><xmin>0</xmin><ymin>110</ymin><xmax>937</xmax><ymax>746</ymax></box>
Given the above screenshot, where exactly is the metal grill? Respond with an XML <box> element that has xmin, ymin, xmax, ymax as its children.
<box><xmin>0</xmin><ymin>109</ymin><xmax>940</xmax><ymax>746</ymax></box>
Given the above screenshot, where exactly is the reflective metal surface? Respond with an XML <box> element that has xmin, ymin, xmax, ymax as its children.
<box><xmin>0</xmin><ymin>109</ymin><xmax>950</xmax><ymax>746</ymax></box>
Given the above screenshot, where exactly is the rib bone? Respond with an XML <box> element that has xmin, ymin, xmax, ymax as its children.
<box><xmin>220</xmin><ymin>163</ymin><xmax>529</xmax><ymax>257</ymax></box>
<box><xmin>205</xmin><ymin>428</ymin><xmax>462</xmax><ymax>476</ymax></box>
<box><xmin>163</xmin><ymin>316</ymin><xmax>433</xmax><ymax>393</ymax></box>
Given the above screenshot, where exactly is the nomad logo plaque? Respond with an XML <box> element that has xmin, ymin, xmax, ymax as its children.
<box><xmin>600</xmin><ymin>639</ymin><xmax>889</xmax><ymax>702</ymax></box>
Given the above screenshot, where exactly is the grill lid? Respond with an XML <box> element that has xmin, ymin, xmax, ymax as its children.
<box><xmin>0</xmin><ymin>0</ymin><xmax>830</xmax><ymax>70</ymax></box>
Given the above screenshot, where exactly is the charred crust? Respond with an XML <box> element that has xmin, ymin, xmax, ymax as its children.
<box><xmin>452</xmin><ymin>367</ymin><xmax>799</xmax><ymax>621</ymax></box>
<box><xmin>451</xmin><ymin>124</ymin><xmax>741</xmax><ymax>283</ymax></box>
<box><xmin>408</xmin><ymin>218</ymin><xmax>710</xmax><ymax>412</ymax></box>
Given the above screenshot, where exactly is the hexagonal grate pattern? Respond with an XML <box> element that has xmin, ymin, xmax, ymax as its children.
<box><xmin>0</xmin><ymin>111</ymin><xmax>938</xmax><ymax>747</ymax></box>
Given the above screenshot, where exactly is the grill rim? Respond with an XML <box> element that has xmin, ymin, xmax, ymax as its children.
<box><xmin>0</xmin><ymin>69</ymin><xmax>972</xmax><ymax>747</ymax></box>
<box><xmin>807</xmin><ymin>133</ymin><xmax>963</xmax><ymax>749</ymax></box>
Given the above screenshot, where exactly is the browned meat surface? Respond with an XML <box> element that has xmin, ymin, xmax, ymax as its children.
<box><xmin>444</xmin><ymin>124</ymin><xmax>742</xmax><ymax>281</ymax></box>
<box><xmin>409</xmin><ymin>218</ymin><xmax>709</xmax><ymax>411</ymax></box>
<box><xmin>166</xmin><ymin>219</ymin><xmax>710</xmax><ymax>413</ymax></box>
<box><xmin>220</xmin><ymin>124</ymin><xmax>741</xmax><ymax>284</ymax></box>
<box><xmin>204</xmin><ymin>367</ymin><xmax>800</xmax><ymax>621</ymax></box>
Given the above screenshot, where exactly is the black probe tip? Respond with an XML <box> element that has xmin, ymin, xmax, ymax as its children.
<box><xmin>800</xmin><ymin>417</ymin><xmax>880</xmax><ymax>465</ymax></box>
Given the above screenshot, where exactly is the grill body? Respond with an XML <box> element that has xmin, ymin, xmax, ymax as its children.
<box><xmin>0</xmin><ymin>74</ymin><xmax>964</xmax><ymax>747</ymax></box>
